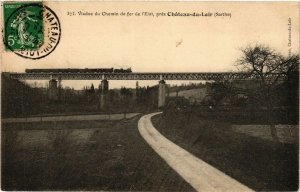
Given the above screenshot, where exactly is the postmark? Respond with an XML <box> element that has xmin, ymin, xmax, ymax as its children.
<box><xmin>3</xmin><ymin>3</ymin><xmax>61</xmax><ymax>59</ymax></box>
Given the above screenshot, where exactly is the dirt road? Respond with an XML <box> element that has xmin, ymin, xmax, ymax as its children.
<box><xmin>2</xmin><ymin>113</ymin><xmax>140</xmax><ymax>123</ymax></box>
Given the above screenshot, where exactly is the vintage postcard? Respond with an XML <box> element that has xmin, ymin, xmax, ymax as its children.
<box><xmin>1</xmin><ymin>1</ymin><xmax>299</xmax><ymax>191</ymax></box>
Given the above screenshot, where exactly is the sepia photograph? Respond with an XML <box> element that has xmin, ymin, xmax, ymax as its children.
<box><xmin>1</xmin><ymin>1</ymin><xmax>299</xmax><ymax>191</ymax></box>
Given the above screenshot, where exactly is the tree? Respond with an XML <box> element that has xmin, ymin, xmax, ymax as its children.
<box><xmin>120</xmin><ymin>87</ymin><xmax>133</xmax><ymax>118</ymax></box>
<box><xmin>90</xmin><ymin>83</ymin><xmax>95</xmax><ymax>94</ymax></box>
<box><xmin>207</xmin><ymin>81</ymin><xmax>233</xmax><ymax>106</ymax></box>
<box><xmin>236</xmin><ymin>44</ymin><xmax>299</xmax><ymax>141</ymax></box>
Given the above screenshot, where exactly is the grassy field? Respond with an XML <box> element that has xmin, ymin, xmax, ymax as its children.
<box><xmin>152</xmin><ymin>112</ymin><xmax>299</xmax><ymax>191</ymax></box>
<box><xmin>169</xmin><ymin>88</ymin><xmax>207</xmax><ymax>102</ymax></box>
<box><xmin>1</xmin><ymin>116</ymin><xmax>194</xmax><ymax>191</ymax></box>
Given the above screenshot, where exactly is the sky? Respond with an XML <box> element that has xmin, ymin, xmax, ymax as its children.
<box><xmin>1</xmin><ymin>1</ymin><xmax>299</xmax><ymax>89</ymax></box>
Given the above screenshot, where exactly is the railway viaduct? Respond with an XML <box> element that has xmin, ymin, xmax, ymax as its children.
<box><xmin>9</xmin><ymin>72</ymin><xmax>281</xmax><ymax>108</ymax></box>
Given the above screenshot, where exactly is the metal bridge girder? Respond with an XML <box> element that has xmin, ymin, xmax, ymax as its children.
<box><xmin>9</xmin><ymin>72</ymin><xmax>285</xmax><ymax>81</ymax></box>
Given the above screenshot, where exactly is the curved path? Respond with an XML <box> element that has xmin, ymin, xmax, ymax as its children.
<box><xmin>138</xmin><ymin>112</ymin><xmax>253</xmax><ymax>192</ymax></box>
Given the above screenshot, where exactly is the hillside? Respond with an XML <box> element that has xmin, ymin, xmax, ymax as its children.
<box><xmin>168</xmin><ymin>88</ymin><xmax>207</xmax><ymax>103</ymax></box>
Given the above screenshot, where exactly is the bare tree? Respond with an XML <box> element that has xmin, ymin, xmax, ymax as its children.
<box><xmin>236</xmin><ymin>44</ymin><xmax>299</xmax><ymax>141</ymax></box>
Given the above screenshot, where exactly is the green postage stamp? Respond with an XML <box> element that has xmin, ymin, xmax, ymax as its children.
<box><xmin>4</xmin><ymin>2</ymin><xmax>44</xmax><ymax>50</ymax></box>
<box><xmin>3</xmin><ymin>2</ymin><xmax>61</xmax><ymax>59</ymax></box>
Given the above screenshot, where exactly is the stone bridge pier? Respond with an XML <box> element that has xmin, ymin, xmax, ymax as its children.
<box><xmin>48</xmin><ymin>77</ymin><xmax>61</xmax><ymax>101</ymax></box>
<box><xmin>48</xmin><ymin>79</ymin><xmax>58</xmax><ymax>100</ymax></box>
<box><xmin>100</xmin><ymin>79</ymin><xmax>109</xmax><ymax>109</ymax></box>
<box><xmin>158</xmin><ymin>79</ymin><xmax>166</xmax><ymax>108</ymax></box>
